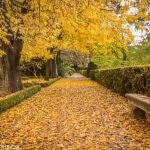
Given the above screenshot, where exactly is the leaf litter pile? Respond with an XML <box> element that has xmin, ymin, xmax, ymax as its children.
<box><xmin>0</xmin><ymin>78</ymin><xmax>149</xmax><ymax>149</ymax></box>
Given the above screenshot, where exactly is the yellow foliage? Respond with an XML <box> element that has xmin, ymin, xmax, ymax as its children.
<box><xmin>0</xmin><ymin>0</ymin><xmax>149</xmax><ymax>60</ymax></box>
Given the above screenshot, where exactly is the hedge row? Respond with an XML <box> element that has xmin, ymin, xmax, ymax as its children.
<box><xmin>0</xmin><ymin>78</ymin><xmax>60</xmax><ymax>113</ymax></box>
<box><xmin>79</xmin><ymin>70</ymin><xmax>88</xmax><ymax>77</ymax></box>
<box><xmin>80</xmin><ymin>66</ymin><xmax>150</xmax><ymax>96</ymax></box>
<box><xmin>40</xmin><ymin>78</ymin><xmax>60</xmax><ymax>87</ymax></box>
<box><xmin>0</xmin><ymin>85</ymin><xmax>41</xmax><ymax>113</ymax></box>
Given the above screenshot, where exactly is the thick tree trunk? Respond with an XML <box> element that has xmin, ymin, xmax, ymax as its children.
<box><xmin>1</xmin><ymin>38</ymin><xmax>23</xmax><ymax>93</ymax></box>
<box><xmin>0</xmin><ymin>0</ymin><xmax>32</xmax><ymax>93</ymax></box>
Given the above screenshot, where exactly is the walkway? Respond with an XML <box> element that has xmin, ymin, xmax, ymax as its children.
<box><xmin>0</xmin><ymin>74</ymin><xmax>149</xmax><ymax>149</ymax></box>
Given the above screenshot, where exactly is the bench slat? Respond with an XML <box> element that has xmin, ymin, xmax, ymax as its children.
<box><xmin>125</xmin><ymin>93</ymin><xmax>150</xmax><ymax>113</ymax></box>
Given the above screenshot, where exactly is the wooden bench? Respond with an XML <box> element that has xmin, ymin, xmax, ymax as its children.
<box><xmin>125</xmin><ymin>93</ymin><xmax>150</xmax><ymax>122</ymax></box>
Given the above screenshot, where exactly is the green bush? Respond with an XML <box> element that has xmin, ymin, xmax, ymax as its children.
<box><xmin>40</xmin><ymin>78</ymin><xmax>60</xmax><ymax>87</ymax></box>
<box><xmin>0</xmin><ymin>85</ymin><xmax>41</xmax><ymax>113</ymax></box>
<box><xmin>58</xmin><ymin>59</ymin><xmax>75</xmax><ymax>77</ymax></box>
<box><xmin>81</xmin><ymin>65</ymin><xmax>150</xmax><ymax>96</ymax></box>
<box><xmin>79</xmin><ymin>70</ymin><xmax>87</xmax><ymax>76</ymax></box>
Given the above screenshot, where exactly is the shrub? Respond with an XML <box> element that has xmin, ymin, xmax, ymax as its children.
<box><xmin>87</xmin><ymin>62</ymin><xmax>98</xmax><ymax>77</ymax></box>
<box><xmin>58</xmin><ymin>59</ymin><xmax>75</xmax><ymax>77</ymax></box>
<box><xmin>0</xmin><ymin>85</ymin><xmax>41</xmax><ymax>113</ymax></box>
<box><xmin>79</xmin><ymin>70</ymin><xmax>87</xmax><ymax>76</ymax></box>
<box><xmin>81</xmin><ymin>65</ymin><xmax>150</xmax><ymax>96</ymax></box>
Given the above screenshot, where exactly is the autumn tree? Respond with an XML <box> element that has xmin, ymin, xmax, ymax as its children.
<box><xmin>0</xmin><ymin>0</ymin><xmax>32</xmax><ymax>92</ymax></box>
<box><xmin>0</xmin><ymin>0</ymin><xmax>149</xmax><ymax>92</ymax></box>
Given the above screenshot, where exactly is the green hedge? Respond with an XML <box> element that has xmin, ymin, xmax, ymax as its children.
<box><xmin>0</xmin><ymin>78</ymin><xmax>60</xmax><ymax>113</ymax></box>
<box><xmin>79</xmin><ymin>70</ymin><xmax>88</xmax><ymax>76</ymax></box>
<box><xmin>81</xmin><ymin>66</ymin><xmax>150</xmax><ymax>96</ymax></box>
<box><xmin>40</xmin><ymin>78</ymin><xmax>60</xmax><ymax>87</ymax></box>
<box><xmin>0</xmin><ymin>85</ymin><xmax>41</xmax><ymax>113</ymax></box>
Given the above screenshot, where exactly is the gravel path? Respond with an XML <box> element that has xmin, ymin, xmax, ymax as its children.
<box><xmin>0</xmin><ymin>77</ymin><xmax>149</xmax><ymax>149</ymax></box>
<box><xmin>67</xmin><ymin>73</ymin><xmax>88</xmax><ymax>80</ymax></box>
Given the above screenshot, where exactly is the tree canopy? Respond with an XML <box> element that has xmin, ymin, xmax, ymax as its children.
<box><xmin>0</xmin><ymin>0</ymin><xmax>149</xmax><ymax>92</ymax></box>
<box><xmin>0</xmin><ymin>0</ymin><xmax>149</xmax><ymax>60</ymax></box>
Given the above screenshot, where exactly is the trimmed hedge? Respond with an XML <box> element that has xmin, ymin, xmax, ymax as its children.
<box><xmin>0</xmin><ymin>77</ymin><xmax>60</xmax><ymax>113</ymax></box>
<box><xmin>0</xmin><ymin>85</ymin><xmax>41</xmax><ymax>113</ymax></box>
<box><xmin>40</xmin><ymin>78</ymin><xmax>60</xmax><ymax>87</ymax></box>
<box><xmin>80</xmin><ymin>66</ymin><xmax>150</xmax><ymax>96</ymax></box>
<box><xmin>79</xmin><ymin>70</ymin><xmax>88</xmax><ymax>77</ymax></box>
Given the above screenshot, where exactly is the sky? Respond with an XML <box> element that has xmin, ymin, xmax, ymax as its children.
<box><xmin>131</xmin><ymin>22</ymin><xmax>150</xmax><ymax>45</ymax></box>
<box><xmin>120</xmin><ymin>0</ymin><xmax>150</xmax><ymax>45</ymax></box>
<box><xmin>128</xmin><ymin>4</ymin><xmax>150</xmax><ymax>45</ymax></box>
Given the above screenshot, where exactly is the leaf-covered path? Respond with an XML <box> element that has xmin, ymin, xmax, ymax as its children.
<box><xmin>0</xmin><ymin>75</ymin><xmax>149</xmax><ymax>149</ymax></box>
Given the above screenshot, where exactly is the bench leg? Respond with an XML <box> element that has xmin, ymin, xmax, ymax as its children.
<box><xmin>130</xmin><ymin>105</ymin><xmax>146</xmax><ymax>119</ymax></box>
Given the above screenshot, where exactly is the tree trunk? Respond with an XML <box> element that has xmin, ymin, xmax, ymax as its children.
<box><xmin>56</xmin><ymin>51</ymin><xmax>62</xmax><ymax>76</ymax></box>
<box><xmin>0</xmin><ymin>0</ymin><xmax>32</xmax><ymax>93</ymax></box>
<box><xmin>47</xmin><ymin>49</ymin><xmax>58</xmax><ymax>78</ymax></box>
<box><xmin>1</xmin><ymin>38</ymin><xmax>23</xmax><ymax>93</ymax></box>
<box><xmin>50</xmin><ymin>56</ymin><xmax>58</xmax><ymax>78</ymax></box>
<box><xmin>45</xmin><ymin>60</ymin><xmax>50</xmax><ymax>80</ymax></box>
<box><xmin>122</xmin><ymin>48</ymin><xmax>127</xmax><ymax>61</ymax></box>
